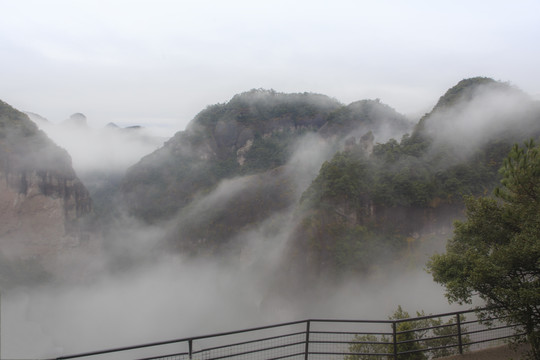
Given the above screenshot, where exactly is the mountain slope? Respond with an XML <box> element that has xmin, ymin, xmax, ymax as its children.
<box><xmin>122</xmin><ymin>89</ymin><xmax>411</xmax><ymax>224</ymax></box>
<box><xmin>0</xmin><ymin>100</ymin><xmax>95</xmax><ymax>284</ymax></box>
<box><xmin>286</xmin><ymin>77</ymin><xmax>540</xmax><ymax>276</ymax></box>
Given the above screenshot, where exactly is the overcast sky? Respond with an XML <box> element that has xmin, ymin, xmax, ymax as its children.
<box><xmin>1</xmin><ymin>0</ymin><xmax>539</xmax><ymax>136</ymax></box>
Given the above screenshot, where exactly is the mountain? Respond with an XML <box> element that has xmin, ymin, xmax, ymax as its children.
<box><xmin>4</xmin><ymin>77</ymin><xmax>536</xmax><ymax>284</ymax></box>
<box><xmin>285</xmin><ymin>77</ymin><xmax>540</xmax><ymax>277</ymax></box>
<box><xmin>25</xmin><ymin>111</ymin><xmax>167</xmax><ymax>220</ymax></box>
<box><xmin>0</xmin><ymin>100</ymin><xmax>96</xmax><ymax>285</ymax></box>
<box><xmin>121</xmin><ymin>89</ymin><xmax>412</xmax><ymax>253</ymax></box>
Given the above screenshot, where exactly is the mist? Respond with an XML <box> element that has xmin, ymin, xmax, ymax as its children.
<box><xmin>424</xmin><ymin>82</ymin><xmax>536</xmax><ymax>161</ymax></box>
<box><xmin>26</xmin><ymin>112</ymin><xmax>167</xmax><ymax>177</ymax></box>
<box><xmin>7</xmin><ymin>82</ymin><xmax>528</xmax><ymax>359</ymax></box>
<box><xmin>2</xmin><ymin>248</ymin><xmax>457</xmax><ymax>359</ymax></box>
<box><xmin>0</xmin><ymin>117</ymin><xmax>461</xmax><ymax>359</ymax></box>
<box><xmin>3</xmin><ymin>0</ymin><xmax>540</xmax><ymax>357</ymax></box>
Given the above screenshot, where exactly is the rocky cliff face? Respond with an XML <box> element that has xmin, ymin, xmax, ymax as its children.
<box><xmin>122</xmin><ymin>90</ymin><xmax>412</xmax><ymax>224</ymax></box>
<box><xmin>0</xmin><ymin>100</ymin><xmax>94</xmax><ymax>269</ymax></box>
<box><xmin>121</xmin><ymin>90</ymin><xmax>343</xmax><ymax>222</ymax></box>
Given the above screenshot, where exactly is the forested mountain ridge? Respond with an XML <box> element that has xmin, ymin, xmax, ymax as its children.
<box><xmin>121</xmin><ymin>79</ymin><xmax>540</xmax><ymax>267</ymax></box>
<box><xmin>287</xmin><ymin>77</ymin><xmax>540</xmax><ymax>276</ymax></box>
<box><xmin>121</xmin><ymin>89</ymin><xmax>411</xmax><ymax>225</ymax></box>
<box><xmin>2</xmin><ymin>77</ymin><xmax>537</xmax><ymax>285</ymax></box>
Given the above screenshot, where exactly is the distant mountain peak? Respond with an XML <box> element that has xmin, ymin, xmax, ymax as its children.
<box><xmin>62</xmin><ymin>112</ymin><xmax>88</xmax><ymax>127</ymax></box>
<box><xmin>432</xmin><ymin>77</ymin><xmax>516</xmax><ymax>111</ymax></box>
<box><xmin>105</xmin><ymin>122</ymin><xmax>119</xmax><ymax>128</ymax></box>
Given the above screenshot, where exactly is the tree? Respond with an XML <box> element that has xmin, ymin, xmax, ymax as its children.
<box><xmin>428</xmin><ymin>140</ymin><xmax>540</xmax><ymax>359</ymax></box>
<box><xmin>347</xmin><ymin>306</ymin><xmax>465</xmax><ymax>359</ymax></box>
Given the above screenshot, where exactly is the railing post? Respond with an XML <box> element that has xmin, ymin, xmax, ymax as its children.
<box><xmin>392</xmin><ymin>322</ymin><xmax>398</xmax><ymax>360</ymax></box>
<box><xmin>189</xmin><ymin>339</ymin><xmax>193</xmax><ymax>360</ymax></box>
<box><xmin>456</xmin><ymin>314</ymin><xmax>463</xmax><ymax>354</ymax></box>
<box><xmin>304</xmin><ymin>320</ymin><xmax>311</xmax><ymax>360</ymax></box>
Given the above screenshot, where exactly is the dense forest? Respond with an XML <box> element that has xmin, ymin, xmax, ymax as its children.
<box><xmin>290</xmin><ymin>78</ymin><xmax>540</xmax><ymax>276</ymax></box>
<box><xmin>118</xmin><ymin>77</ymin><xmax>540</xmax><ymax>278</ymax></box>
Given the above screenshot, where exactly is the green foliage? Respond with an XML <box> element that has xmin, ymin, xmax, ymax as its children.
<box><xmin>346</xmin><ymin>333</ymin><xmax>389</xmax><ymax>360</ymax></box>
<box><xmin>0</xmin><ymin>100</ymin><xmax>39</xmax><ymax>138</ymax></box>
<box><xmin>432</xmin><ymin>77</ymin><xmax>497</xmax><ymax>110</ymax></box>
<box><xmin>241</xmin><ymin>130</ymin><xmax>300</xmax><ymax>173</ymax></box>
<box><xmin>347</xmin><ymin>306</ymin><xmax>466</xmax><ymax>360</ymax></box>
<box><xmin>302</xmin><ymin>150</ymin><xmax>372</xmax><ymax>205</ymax></box>
<box><xmin>428</xmin><ymin>140</ymin><xmax>540</xmax><ymax>359</ymax></box>
<box><xmin>230</xmin><ymin>89</ymin><xmax>339</xmax><ymax>121</ymax></box>
<box><xmin>0</xmin><ymin>99</ymin><xmax>77</xmax><ymax>177</ymax></box>
<box><xmin>392</xmin><ymin>307</ymin><xmax>427</xmax><ymax>360</ymax></box>
<box><xmin>322</xmin><ymin>99</ymin><xmax>411</xmax><ymax>138</ymax></box>
<box><xmin>122</xmin><ymin>80</ymin><xmax>539</xmax><ymax>265</ymax></box>
<box><xmin>298</xmin><ymin>128</ymin><xmax>511</xmax><ymax>273</ymax></box>
<box><xmin>124</xmin><ymin>89</ymin><xmax>342</xmax><ymax>223</ymax></box>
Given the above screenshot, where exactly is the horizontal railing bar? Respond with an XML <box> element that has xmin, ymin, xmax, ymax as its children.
<box><xmin>461</xmin><ymin>317</ymin><xmax>514</xmax><ymax>327</ymax></box>
<box><xmin>398</xmin><ymin>346</ymin><xmax>433</xmax><ymax>355</ymax></box>
<box><xmin>462</xmin><ymin>324</ymin><xmax>517</xmax><ymax>336</ymax></box>
<box><xmin>135</xmin><ymin>351</ymin><xmax>189</xmax><ymax>360</ymax></box>
<box><xmin>392</xmin><ymin>309</ymin><xmax>478</xmax><ymax>323</ymax></box>
<box><xmin>309</xmin><ymin>339</ymin><xmax>393</xmax><ymax>346</ymax></box>
<box><xmin>55</xmin><ymin>307</ymin><xmax>525</xmax><ymax>360</ymax></box>
<box><xmin>309</xmin><ymin>318</ymin><xmax>395</xmax><ymax>324</ymax></box>
<box><xmin>192</xmin><ymin>339</ymin><xmax>305</xmax><ymax>357</ymax></box>
<box><xmin>422</xmin><ymin>333</ymin><xmax>460</xmax><ymax>342</ymax></box>
<box><xmin>396</xmin><ymin>333</ymin><xmax>460</xmax><ymax>347</ymax></box>
<box><xmin>193</xmin><ymin>341</ymin><xmax>306</xmax><ymax>360</ymax></box>
<box><xmin>396</xmin><ymin>321</ymin><xmax>461</xmax><ymax>335</ymax></box>
<box><xmin>55</xmin><ymin>340</ymin><xmax>185</xmax><ymax>359</ymax></box>
<box><xmin>310</xmin><ymin>330</ymin><xmax>392</xmax><ymax>336</ymax></box>
<box><xmin>309</xmin><ymin>351</ymin><xmax>392</xmax><ymax>357</ymax></box>
<box><xmin>267</xmin><ymin>351</ymin><xmax>306</xmax><ymax>360</ymax></box>
<box><xmin>347</xmin><ymin>340</ymin><xmax>394</xmax><ymax>346</ymax></box>
<box><xmin>190</xmin><ymin>330</ymin><xmax>305</xmax><ymax>353</ymax></box>
<box><xmin>414</xmin><ymin>343</ymin><xmax>462</xmax><ymax>352</ymax></box>
<box><xmin>54</xmin><ymin>320</ymin><xmax>308</xmax><ymax>359</ymax></box>
<box><xmin>464</xmin><ymin>332</ymin><xmax>523</xmax><ymax>347</ymax></box>
<box><xmin>467</xmin><ymin>330</ymin><xmax>526</xmax><ymax>344</ymax></box>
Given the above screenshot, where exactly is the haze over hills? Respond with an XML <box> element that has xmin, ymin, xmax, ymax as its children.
<box><xmin>1</xmin><ymin>77</ymin><xmax>540</xmax><ymax>358</ymax></box>
<box><xmin>25</xmin><ymin>111</ymin><xmax>167</xmax><ymax>220</ymax></box>
<box><xmin>286</xmin><ymin>78</ymin><xmax>540</xmax><ymax>282</ymax></box>
<box><xmin>2</xmin><ymin>77</ymin><xmax>540</xmax><ymax>282</ymax></box>
<box><xmin>119</xmin><ymin>78</ymin><xmax>540</xmax><ymax>275</ymax></box>
<box><xmin>121</xmin><ymin>89</ymin><xmax>412</xmax><ymax>247</ymax></box>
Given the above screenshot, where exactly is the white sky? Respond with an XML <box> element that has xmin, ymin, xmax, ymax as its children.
<box><xmin>1</xmin><ymin>0</ymin><xmax>539</xmax><ymax>136</ymax></box>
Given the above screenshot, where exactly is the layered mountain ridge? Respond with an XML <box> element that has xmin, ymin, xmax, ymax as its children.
<box><xmin>122</xmin><ymin>89</ymin><xmax>411</xmax><ymax>223</ymax></box>
<box><xmin>2</xmin><ymin>77</ymin><xmax>539</xmax><ymax>286</ymax></box>
<box><xmin>287</xmin><ymin>77</ymin><xmax>540</xmax><ymax>277</ymax></box>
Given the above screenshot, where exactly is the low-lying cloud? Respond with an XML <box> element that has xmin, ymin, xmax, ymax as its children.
<box><xmin>425</xmin><ymin>83</ymin><xmax>535</xmax><ymax>160</ymax></box>
<box><xmin>4</xmin><ymin>94</ymin><xmax>505</xmax><ymax>359</ymax></box>
<box><xmin>27</xmin><ymin>113</ymin><xmax>167</xmax><ymax>177</ymax></box>
<box><xmin>2</xmin><ymin>251</ymin><xmax>459</xmax><ymax>359</ymax></box>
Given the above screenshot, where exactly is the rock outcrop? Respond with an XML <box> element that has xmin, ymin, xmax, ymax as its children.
<box><xmin>0</xmin><ymin>100</ymin><xmax>95</xmax><ymax>270</ymax></box>
<box><xmin>122</xmin><ymin>89</ymin><xmax>413</xmax><ymax>225</ymax></box>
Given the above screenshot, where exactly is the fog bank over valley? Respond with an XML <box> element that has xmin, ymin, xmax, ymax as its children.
<box><xmin>1</xmin><ymin>77</ymin><xmax>539</xmax><ymax>359</ymax></box>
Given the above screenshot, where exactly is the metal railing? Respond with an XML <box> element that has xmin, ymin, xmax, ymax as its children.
<box><xmin>51</xmin><ymin>309</ymin><xmax>524</xmax><ymax>360</ymax></box>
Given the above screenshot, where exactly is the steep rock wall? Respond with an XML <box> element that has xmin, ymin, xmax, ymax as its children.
<box><xmin>0</xmin><ymin>100</ymin><xmax>94</xmax><ymax>266</ymax></box>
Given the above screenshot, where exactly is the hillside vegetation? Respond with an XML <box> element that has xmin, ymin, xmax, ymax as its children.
<box><xmin>289</xmin><ymin>78</ymin><xmax>540</xmax><ymax>275</ymax></box>
<box><xmin>121</xmin><ymin>89</ymin><xmax>411</xmax><ymax>253</ymax></box>
<box><xmin>4</xmin><ymin>77</ymin><xmax>538</xmax><ymax>283</ymax></box>
<box><xmin>118</xmin><ymin>79</ymin><xmax>540</xmax><ymax>275</ymax></box>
